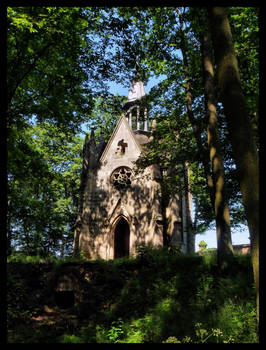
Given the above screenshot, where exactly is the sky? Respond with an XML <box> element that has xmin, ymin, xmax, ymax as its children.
<box><xmin>106</xmin><ymin>77</ymin><xmax>250</xmax><ymax>251</ymax></box>
<box><xmin>195</xmin><ymin>227</ymin><xmax>250</xmax><ymax>252</ymax></box>
<box><xmin>107</xmin><ymin>75</ymin><xmax>164</xmax><ymax>96</ymax></box>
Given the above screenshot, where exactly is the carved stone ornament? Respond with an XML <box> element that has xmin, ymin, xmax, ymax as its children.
<box><xmin>110</xmin><ymin>166</ymin><xmax>132</xmax><ymax>191</ymax></box>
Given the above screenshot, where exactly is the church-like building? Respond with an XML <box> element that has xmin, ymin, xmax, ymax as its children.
<box><xmin>73</xmin><ymin>78</ymin><xmax>193</xmax><ymax>259</ymax></box>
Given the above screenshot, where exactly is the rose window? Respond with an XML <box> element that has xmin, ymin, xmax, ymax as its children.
<box><xmin>111</xmin><ymin>167</ymin><xmax>132</xmax><ymax>191</ymax></box>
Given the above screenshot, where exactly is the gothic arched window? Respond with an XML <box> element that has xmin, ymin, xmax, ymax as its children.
<box><xmin>111</xmin><ymin>166</ymin><xmax>132</xmax><ymax>191</ymax></box>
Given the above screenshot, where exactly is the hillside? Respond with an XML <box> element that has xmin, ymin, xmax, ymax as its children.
<box><xmin>7</xmin><ymin>248</ymin><xmax>258</xmax><ymax>343</ymax></box>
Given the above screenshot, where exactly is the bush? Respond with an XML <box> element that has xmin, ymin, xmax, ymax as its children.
<box><xmin>7</xmin><ymin>271</ymin><xmax>41</xmax><ymax>328</ymax></box>
<box><xmin>7</xmin><ymin>249</ymin><xmax>258</xmax><ymax>343</ymax></box>
<box><xmin>57</xmin><ymin>334</ymin><xmax>84</xmax><ymax>343</ymax></box>
<box><xmin>211</xmin><ymin>299</ymin><xmax>258</xmax><ymax>343</ymax></box>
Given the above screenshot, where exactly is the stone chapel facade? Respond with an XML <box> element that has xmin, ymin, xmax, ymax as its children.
<box><xmin>73</xmin><ymin>79</ymin><xmax>193</xmax><ymax>259</ymax></box>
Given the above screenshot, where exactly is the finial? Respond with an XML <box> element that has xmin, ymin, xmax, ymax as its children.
<box><xmin>98</xmin><ymin>126</ymin><xmax>105</xmax><ymax>144</ymax></box>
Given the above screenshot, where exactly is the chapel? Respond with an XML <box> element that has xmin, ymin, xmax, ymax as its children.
<box><xmin>73</xmin><ymin>77</ymin><xmax>194</xmax><ymax>259</ymax></box>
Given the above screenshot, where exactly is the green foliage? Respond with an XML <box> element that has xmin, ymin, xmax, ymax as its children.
<box><xmin>84</xmin><ymin>95</ymin><xmax>126</xmax><ymax>139</ymax></box>
<box><xmin>211</xmin><ymin>300</ymin><xmax>258</xmax><ymax>343</ymax></box>
<box><xmin>7</xmin><ymin>253</ymin><xmax>53</xmax><ymax>264</ymax></box>
<box><xmin>6</xmin><ymin>252</ymin><xmax>89</xmax><ymax>264</ymax></box>
<box><xmin>104</xmin><ymin>319</ymin><xmax>125</xmax><ymax>343</ymax></box>
<box><xmin>89</xmin><ymin>252</ymin><xmax>256</xmax><ymax>343</ymax></box>
<box><xmin>57</xmin><ymin>334</ymin><xmax>84</xmax><ymax>343</ymax></box>
<box><xmin>7</xmin><ymin>7</ymin><xmax>258</xmax><ymax>258</ymax></box>
<box><xmin>123</xmin><ymin>7</ymin><xmax>258</xmax><ymax>235</ymax></box>
<box><xmin>8</xmin><ymin>7</ymin><xmax>92</xmax><ymax>130</ymax></box>
<box><xmin>229</xmin><ymin>7</ymin><xmax>259</xmax><ymax>122</ymax></box>
<box><xmin>163</xmin><ymin>323</ymin><xmax>234</xmax><ymax>343</ymax></box>
<box><xmin>199</xmin><ymin>240</ymin><xmax>207</xmax><ymax>250</ymax></box>
<box><xmin>6</xmin><ymin>9</ymin><xmax>259</xmax><ymax>342</ymax></box>
<box><xmin>7</xmin><ymin>269</ymin><xmax>41</xmax><ymax>328</ymax></box>
<box><xmin>7</xmin><ymin>251</ymin><xmax>257</xmax><ymax>343</ymax></box>
<box><xmin>7</xmin><ymin>7</ymin><xmax>133</xmax><ymax>257</ymax></box>
<box><xmin>7</xmin><ymin>122</ymin><xmax>83</xmax><ymax>256</ymax></box>
<box><xmin>163</xmin><ymin>336</ymin><xmax>182</xmax><ymax>343</ymax></box>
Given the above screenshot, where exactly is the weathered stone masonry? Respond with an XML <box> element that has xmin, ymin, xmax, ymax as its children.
<box><xmin>73</xmin><ymin>79</ymin><xmax>193</xmax><ymax>259</ymax></box>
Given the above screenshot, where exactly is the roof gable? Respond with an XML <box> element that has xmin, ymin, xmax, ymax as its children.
<box><xmin>99</xmin><ymin>114</ymin><xmax>142</xmax><ymax>164</ymax></box>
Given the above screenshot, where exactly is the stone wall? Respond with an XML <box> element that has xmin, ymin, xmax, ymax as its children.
<box><xmin>76</xmin><ymin>116</ymin><xmax>164</xmax><ymax>259</ymax></box>
<box><xmin>78</xmin><ymin>164</ymin><xmax>164</xmax><ymax>259</ymax></box>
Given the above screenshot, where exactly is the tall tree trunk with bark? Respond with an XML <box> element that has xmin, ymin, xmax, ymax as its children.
<box><xmin>183</xmin><ymin>162</ymin><xmax>195</xmax><ymax>253</ymax></box>
<box><xmin>207</xmin><ymin>7</ymin><xmax>259</xmax><ymax>321</ymax></box>
<box><xmin>201</xmin><ymin>29</ymin><xmax>234</xmax><ymax>266</ymax></box>
<box><xmin>178</xmin><ymin>11</ymin><xmax>233</xmax><ymax>267</ymax></box>
<box><xmin>178</xmin><ymin>11</ymin><xmax>215</xmax><ymax>208</ymax></box>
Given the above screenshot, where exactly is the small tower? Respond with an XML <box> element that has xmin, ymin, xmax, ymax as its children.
<box><xmin>123</xmin><ymin>78</ymin><xmax>149</xmax><ymax>132</ymax></box>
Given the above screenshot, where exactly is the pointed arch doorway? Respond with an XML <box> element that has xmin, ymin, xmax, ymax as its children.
<box><xmin>114</xmin><ymin>217</ymin><xmax>130</xmax><ymax>259</ymax></box>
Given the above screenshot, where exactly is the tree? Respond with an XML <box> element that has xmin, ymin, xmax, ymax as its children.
<box><xmin>118</xmin><ymin>7</ymin><xmax>216</xmax><ymax>239</ymax></box>
<box><xmin>7</xmin><ymin>7</ymin><xmax>258</xmax><ymax>268</ymax></box>
<box><xmin>7</xmin><ymin>7</ymin><xmax>88</xmax><ymax>255</ymax></box>
<box><xmin>7</xmin><ymin>121</ymin><xmax>84</xmax><ymax>256</ymax></box>
<box><xmin>84</xmin><ymin>95</ymin><xmax>127</xmax><ymax>139</ymax></box>
<box><xmin>207</xmin><ymin>6</ymin><xmax>259</xmax><ymax>321</ymax></box>
<box><xmin>7</xmin><ymin>7</ymin><xmax>126</xmax><ymax>256</ymax></box>
<box><xmin>199</xmin><ymin>19</ymin><xmax>234</xmax><ymax>265</ymax></box>
<box><xmin>7</xmin><ymin>7</ymin><xmax>93</xmax><ymax>131</ymax></box>
<box><xmin>228</xmin><ymin>7</ymin><xmax>259</xmax><ymax>146</ymax></box>
<box><xmin>198</xmin><ymin>240</ymin><xmax>207</xmax><ymax>254</ymax></box>
<box><xmin>174</xmin><ymin>8</ymin><xmax>233</xmax><ymax>265</ymax></box>
<box><xmin>86</xmin><ymin>8</ymin><xmax>257</xmax><ymax>261</ymax></box>
<box><xmin>114</xmin><ymin>7</ymin><xmax>252</xmax><ymax>241</ymax></box>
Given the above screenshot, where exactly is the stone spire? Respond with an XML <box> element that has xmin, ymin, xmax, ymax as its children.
<box><xmin>126</xmin><ymin>58</ymin><xmax>146</xmax><ymax>103</ymax></box>
<box><xmin>127</xmin><ymin>80</ymin><xmax>146</xmax><ymax>103</ymax></box>
<box><xmin>73</xmin><ymin>129</ymin><xmax>97</xmax><ymax>257</ymax></box>
<box><xmin>96</xmin><ymin>126</ymin><xmax>106</xmax><ymax>159</ymax></box>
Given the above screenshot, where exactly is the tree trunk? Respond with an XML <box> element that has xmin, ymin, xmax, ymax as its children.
<box><xmin>7</xmin><ymin>215</ymin><xmax>12</xmax><ymax>256</ymax></box>
<box><xmin>201</xmin><ymin>29</ymin><xmax>234</xmax><ymax>266</ymax></box>
<box><xmin>178</xmin><ymin>11</ymin><xmax>215</xmax><ymax>209</ymax></box>
<box><xmin>73</xmin><ymin>134</ymin><xmax>90</xmax><ymax>257</ymax></box>
<box><xmin>178</xmin><ymin>11</ymin><xmax>233</xmax><ymax>266</ymax></box>
<box><xmin>183</xmin><ymin>162</ymin><xmax>195</xmax><ymax>253</ymax></box>
<box><xmin>207</xmin><ymin>7</ymin><xmax>259</xmax><ymax>321</ymax></box>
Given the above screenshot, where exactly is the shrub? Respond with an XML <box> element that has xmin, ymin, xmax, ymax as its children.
<box><xmin>211</xmin><ymin>299</ymin><xmax>258</xmax><ymax>343</ymax></box>
<box><xmin>57</xmin><ymin>334</ymin><xmax>84</xmax><ymax>343</ymax></box>
<box><xmin>7</xmin><ymin>249</ymin><xmax>258</xmax><ymax>343</ymax></box>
